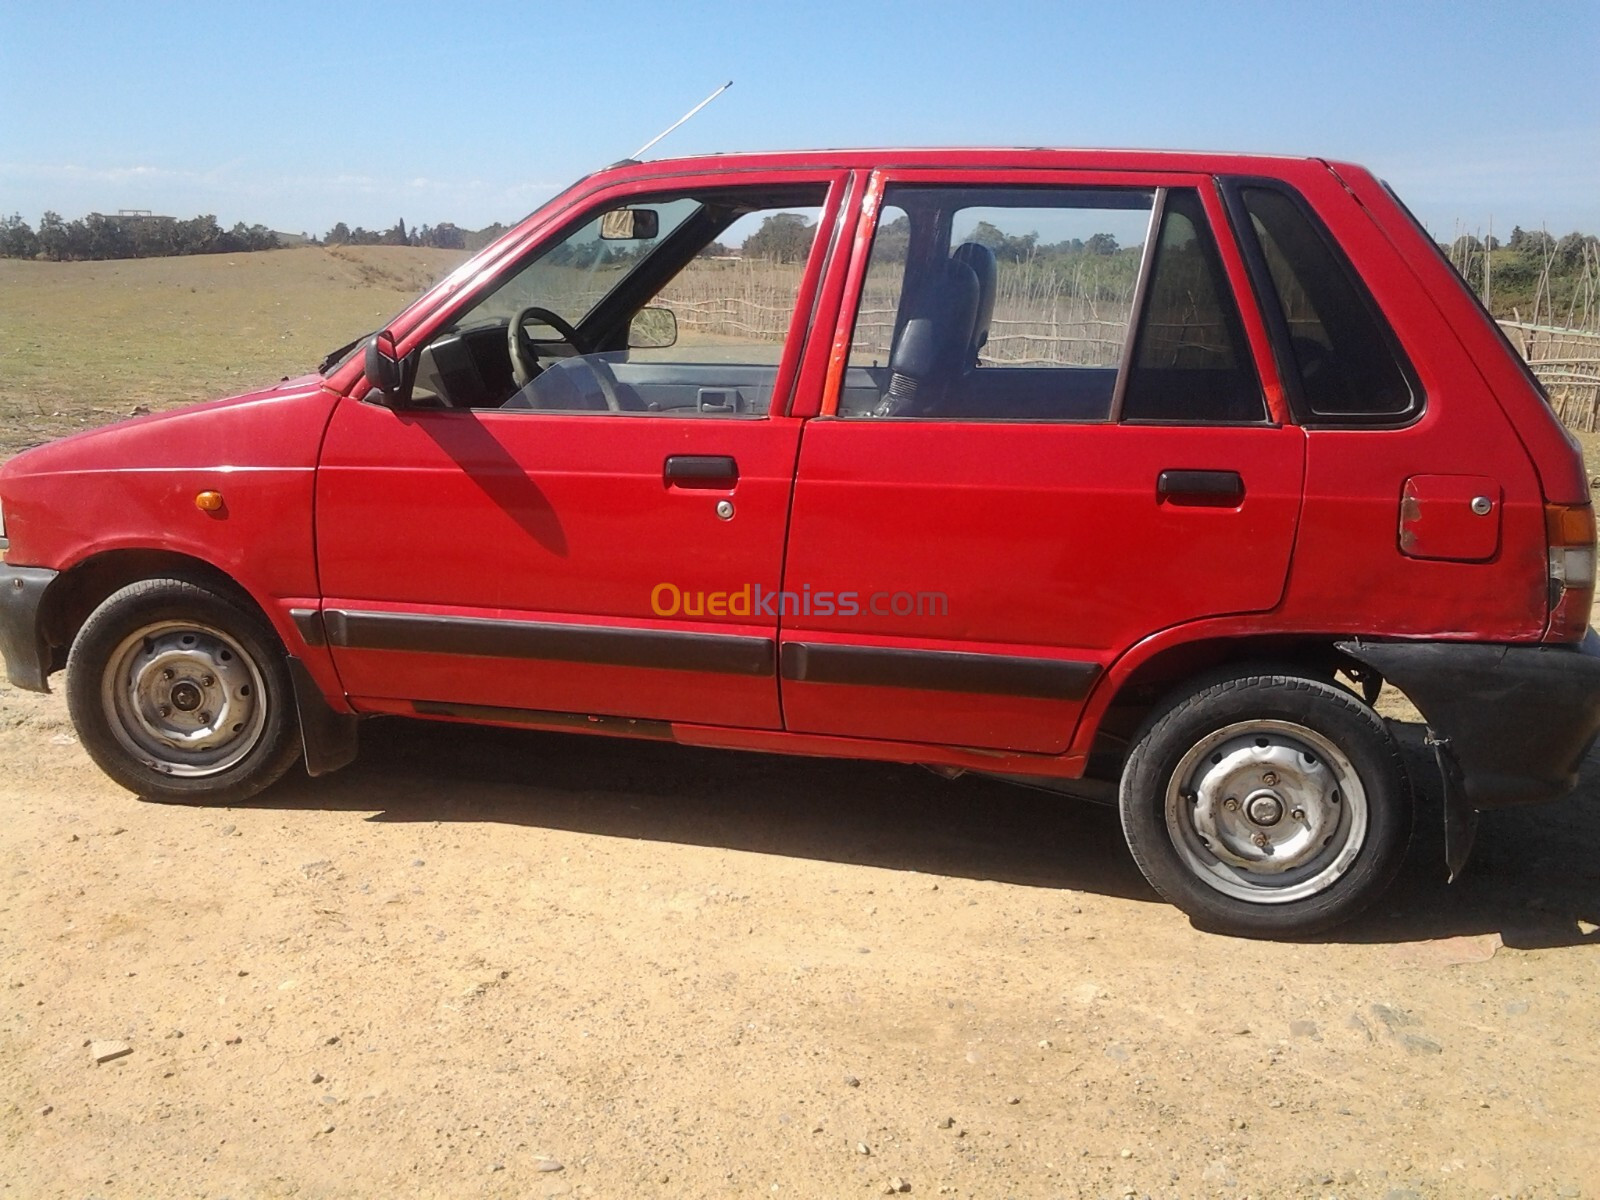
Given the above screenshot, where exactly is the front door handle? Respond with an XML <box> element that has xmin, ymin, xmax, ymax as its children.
<box><xmin>1157</xmin><ymin>469</ymin><xmax>1244</xmax><ymax>504</ymax></box>
<box><xmin>665</xmin><ymin>455</ymin><xmax>739</xmax><ymax>487</ymax></box>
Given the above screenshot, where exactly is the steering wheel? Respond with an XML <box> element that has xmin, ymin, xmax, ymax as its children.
<box><xmin>508</xmin><ymin>305</ymin><xmax>583</xmax><ymax>385</ymax></box>
<box><xmin>507</xmin><ymin>305</ymin><xmax>625</xmax><ymax>411</ymax></box>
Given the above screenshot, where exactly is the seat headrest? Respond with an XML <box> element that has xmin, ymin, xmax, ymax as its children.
<box><xmin>950</xmin><ymin>241</ymin><xmax>997</xmax><ymax>367</ymax></box>
<box><xmin>889</xmin><ymin>255</ymin><xmax>980</xmax><ymax>381</ymax></box>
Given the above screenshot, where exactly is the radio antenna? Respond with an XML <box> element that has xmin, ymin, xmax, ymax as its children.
<box><xmin>631</xmin><ymin>80</ymin><xmax>733</xmax><ymax>160</ymax></box>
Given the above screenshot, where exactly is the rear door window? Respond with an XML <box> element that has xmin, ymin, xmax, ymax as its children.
<box><xmin>840</xmin><ymin>185</ymin><xmax>1156</xmax><ymax>421</ymax></box>
<box><xmin>1120</xmin><ymin>189</ymin><xmax>1265</xmax><ymax>424</ymax></box>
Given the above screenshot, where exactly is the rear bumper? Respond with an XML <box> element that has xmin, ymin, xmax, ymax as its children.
<box><xmin>1339</xmin><ymin>633</ymin><xmax>1600</xmax><ymax>809</ymax></box>
<box><xmin>0</xmin><ymin>564</ymin><xmax>57</xmax><ymax>693</ymax></box>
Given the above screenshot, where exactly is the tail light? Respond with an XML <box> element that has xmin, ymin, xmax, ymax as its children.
<box><xmin>1544</xmin><ymin>502</ymin><xmax>1596</xmax><ymax>643</ymax></box>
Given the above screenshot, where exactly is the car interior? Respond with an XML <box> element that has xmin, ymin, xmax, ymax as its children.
<box><xmin>833</xmin><ymin>234</ymin><xmax>1124</xmax><ymax>422</ymax></box>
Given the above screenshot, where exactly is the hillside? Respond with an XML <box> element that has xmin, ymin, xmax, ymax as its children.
<box><xmin>0</xmin><ymin>246</ymin><xmax>469</xmax><ymax>456</ymax></box>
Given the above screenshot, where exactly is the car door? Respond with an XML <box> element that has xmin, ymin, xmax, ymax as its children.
<box><xmin>778</xmin><ymin>170</ymin><xmax>1306</xmax><ymax>754</ymax></box>
<box><xmin>315</xmin><ymin>172</ymin><xmax>849</xmax><ymax>730</ymax></box>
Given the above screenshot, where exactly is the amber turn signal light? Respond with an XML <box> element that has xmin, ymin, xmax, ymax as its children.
<box><xmin>194</xmin><ymin>490</ymin><xmax>224</xmax><ymax>512</ymax></box>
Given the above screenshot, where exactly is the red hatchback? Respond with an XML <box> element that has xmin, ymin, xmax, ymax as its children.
<box><xmin>4</xmin><ymin>148</ymin><xmax>1598</xmax><ymax>936</ymax></box>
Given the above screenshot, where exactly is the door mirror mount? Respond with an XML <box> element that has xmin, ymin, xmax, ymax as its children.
<box><xmin>363</xmin><ymin>331</ymin><xmax>416</xmax><ymax>408</ymax></box>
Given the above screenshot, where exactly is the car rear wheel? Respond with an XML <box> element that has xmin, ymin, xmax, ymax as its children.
<box><xmin>66</xmin><ymin>578</ymin><xmax>301</xmax><ymax>804</ymax></box>
<box><xmin>1119</xmin><ymin>670</ymin><xmax>1411</xmax><ymax>937</ymax></box>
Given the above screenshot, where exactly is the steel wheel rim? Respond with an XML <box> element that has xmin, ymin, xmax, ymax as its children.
<box><xmin>1164</xmin><ymin>719</ymin><xmax>1369</xmax><ymax>904</ymax></box>
<box><xmin>100</xmin><ymin>620</ymin><xmax>268</xmax><ymax>778</ymax></box>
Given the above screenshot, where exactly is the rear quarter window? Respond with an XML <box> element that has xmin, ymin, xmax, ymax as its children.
<box><xmin>1229</xmin><ymin>182</ymin><xmax>1421</xmax><ymax>425</ymax></box>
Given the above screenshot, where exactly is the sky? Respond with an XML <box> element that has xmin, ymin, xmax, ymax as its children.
<box><xmin>1</xmin><ymin>0</ymin><xmax>1596</xmax><ymax>240</ymax></box>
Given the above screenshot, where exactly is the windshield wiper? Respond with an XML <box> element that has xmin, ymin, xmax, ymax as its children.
<box><xmin>318</xmin><ymin>334</ymin><xmax>367</xmax><ymax>375</ymax></box>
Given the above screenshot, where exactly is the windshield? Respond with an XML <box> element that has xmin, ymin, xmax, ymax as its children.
<box><xmin>445</xmin><ymin>196</ymin><xmax>704</xmax><ymax>338</ymax></box>
<box><xmin>315</xmin><ymin>196</ymin><xmax>705</xmax><ymax>377</ymax></box>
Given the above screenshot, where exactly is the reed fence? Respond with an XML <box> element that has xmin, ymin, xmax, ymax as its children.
<box><xmin>620</xmin><ymin>261</ymin><xmax>1600</xmax><ymax>431</ymax></box>
<box><xmin>1498</xmin><ymin>320</ymin><xmax>1600</xmax><ymax>430</ymax></box>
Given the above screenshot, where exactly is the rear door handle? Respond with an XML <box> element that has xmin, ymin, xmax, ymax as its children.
<box><xmin>665</xmin><ymin>455</ymin><xmax>739</xmax><ymax>486</ymax></box>
<box><xmin>1157</xmin><ymin>469</ymin><xmax>1244</xmax><ymax>503</ymax></box>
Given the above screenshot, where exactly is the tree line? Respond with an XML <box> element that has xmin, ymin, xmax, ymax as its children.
<box><xmin>1444</xmin><ymin>226</ymin><xmax>1600</xmax><ymax>324</ymax></box>
<box><xmin>0</xmin><ymin>211</ymin><xmax>280</xmax><ymax>261</ymax></box>
<box><xmin>5</xmin><ymin>204</ymin><xmax>1592</xmax><ymax>327</ymax></box>
<box><xmin>321</xmin><ymin>218</ymin><xmax>508</xmax><ymax>251</ymax></box>
<box><xmin>0</xmin><ymin>212</ymin><xmax>512</xmax><ymax>261</ymax></box>
<box><xmin>1448</xmin><ymin>226</ymin><xmax>1598</xmax><ymax>269</ymax></box>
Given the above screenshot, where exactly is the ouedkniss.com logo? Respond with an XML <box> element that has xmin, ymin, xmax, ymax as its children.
<box><xmin>651</xmin><ymin>583</ymin><xmax>949</xmax><ymax>619</ymax></box>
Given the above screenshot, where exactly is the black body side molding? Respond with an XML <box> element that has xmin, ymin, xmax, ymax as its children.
<box><xmin>288</xmin><ymin>607</ymin><xmax>326</xmax><ymax>647</ymax></box>
<box><xmin>323</xmin><ymin>609</ymin><xmax>775</xmax><ymax>677</ymax></box>
<box><xmin>781</xmin><ymin>642</ymin><xmax>1099</xmax><ymax>700</ymax></box>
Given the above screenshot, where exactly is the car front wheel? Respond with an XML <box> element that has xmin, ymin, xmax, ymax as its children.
<box><xmin>66</xmin><ymin>578</ymin><xmax>301</xmax><ymax>804</ymax></box>
<box><xmin>1119</xmin><ymin>670</ymin><xmax>1411</xmax><ymax>937</ymax></box>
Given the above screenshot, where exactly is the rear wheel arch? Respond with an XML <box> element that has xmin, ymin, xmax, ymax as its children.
<box><xmin>1080</xmin><ymin>635</ymin><xmax>1358</xmax><ymax>778</ymax></box>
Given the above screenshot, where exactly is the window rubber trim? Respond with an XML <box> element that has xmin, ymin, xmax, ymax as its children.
<box><xmin>1107</xmin><ymin>187</ymin><xmax>1166</xmax><ymax>422</ymax></box>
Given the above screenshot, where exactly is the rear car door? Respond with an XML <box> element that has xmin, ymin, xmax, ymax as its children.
<box><xmin>315</xmin><ymin>172</ymin><xmax>848</xmax><ymax>729</ymax></box>
<box><xmin>778</xmin><ymin>169</ymin><xmax>1306</xmax><ymax>753</ymax></box>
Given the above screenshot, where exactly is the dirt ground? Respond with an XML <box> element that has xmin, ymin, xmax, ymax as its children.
<box><xmin>2</xmin><ymin>676</ymin><xmax>1597</xmax><ymax>1200</ymax></box>
<box><xmin>3</xmin><ymin>250</ymin><xmax>1598</xmax><ymax>1196</ymax></box>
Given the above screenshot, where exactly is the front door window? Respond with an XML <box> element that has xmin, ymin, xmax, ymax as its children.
<box><xmin>411</xmin><ymin>187</ymin><xmax>828</xmax><ymax>418</ymax></box>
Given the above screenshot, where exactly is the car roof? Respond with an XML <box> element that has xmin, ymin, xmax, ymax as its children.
<box><xmin>598</xmin><ymin>146</ymin><xmax>1342</xmax><ymax>180</ymax></box>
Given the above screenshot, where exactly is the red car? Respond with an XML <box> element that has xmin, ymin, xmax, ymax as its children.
<box><xmin>3</xmin><ymin>148</ymin><xmax>1598</xmax><ymax>936</ymax></box>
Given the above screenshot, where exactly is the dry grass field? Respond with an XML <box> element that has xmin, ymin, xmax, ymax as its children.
<box><xmin>0</xmin><ymin>246</ymin><xmax>468</xmax><ymax>457</ymax></box>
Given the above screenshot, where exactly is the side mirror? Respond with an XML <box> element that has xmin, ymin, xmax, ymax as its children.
<box><xmin>363</xmin><ymin>331</ymin><xmax>414</xmax><ymax>407</ymax></box>
<box><xmin>629</xmin><ymin>306</ymin><xmax>678</xmax><ymax>350</ymax></box>
<box><xmin>599</xmin><ymin>208</ymin><xmax>660</xmax><ymax>241</ymax></box>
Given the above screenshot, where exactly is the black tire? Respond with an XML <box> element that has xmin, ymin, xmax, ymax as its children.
<box><xmin>65</xmin><ymin>578</ymin><xmax>302</xmax><ymax>804</ymax></box>
<box><xmin>1119</xmin><ymin>669</ymin><xmax>1411</xmax><ymax>938</ymax></box>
